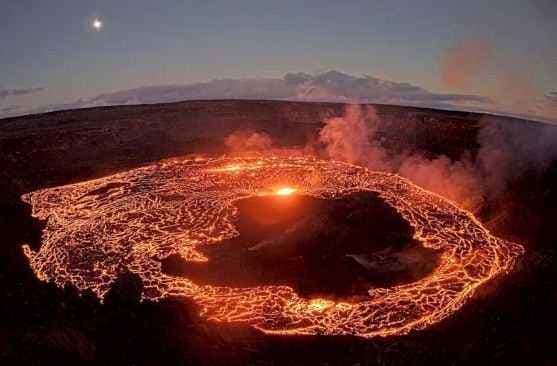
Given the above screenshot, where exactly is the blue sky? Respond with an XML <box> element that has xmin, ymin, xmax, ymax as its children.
<box><xmin>1</xmin><ymin>0</ymin><xmax>556</xmax><ymax>121</ymax></box>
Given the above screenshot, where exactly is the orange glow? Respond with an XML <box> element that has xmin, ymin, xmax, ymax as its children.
<box><xmin>21</xmin><ymin>156</ymin><xmax>523</xmax><ymax>338</ymax></box>
<box><xmin>209</xmin><ymin>163</ymin><xmax>243</xmax><ymax>172</ymax></box>
<box><xmin>209</xmin><ymin>161</ymin><xmax>265</xmax><ymax>173</ymax></box>
<box><xmin>275</xmin><ymin>187</ymin><xmax>297</xmax><ymax>196</ymax></box>
<box><xmin>308</xmin><ymin>298</ymin><xmax>335</xmax><ymax>312</ymax></box>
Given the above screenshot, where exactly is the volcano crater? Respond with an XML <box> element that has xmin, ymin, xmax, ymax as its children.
<box><xmin>162</xmin><ymin>191</ymin><xmax>440</xmax><ymax>300</ymax></box>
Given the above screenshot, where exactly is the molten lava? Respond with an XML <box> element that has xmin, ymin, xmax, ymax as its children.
<box><xmin>274</xmin><ymin>187</ymin><xmax>297</xmax><ymax>196</ymax></box>
<box><xmin>21</xmin><ymin>156</ymin><xmax>523</xmax><ymax>338</ymax></box>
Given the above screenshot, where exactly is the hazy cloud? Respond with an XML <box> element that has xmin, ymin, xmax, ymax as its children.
<box><xmin>0</xmin><ymin>105</ymin><xmax>21</xmax><ymax>114</ymax></box>
<box><xmin>438</xmin><ymin>38</ymin><xmax>545</xmax><ymax>121</ymax></box>
<box><xmin>0</xmin><ymin>87</ymin><xmax>45</xmax><ymax>100</ymax></box>
<box><xmin>13</xmin><ymin>71</ymin><xmax>490</xmax><ymax>119</ymax></box>
<box><xmin>440</xmin><ymin>39</ymin><xmax>493</xmax><ymax>90</ymax></box>
<box><xmin>290</xmin><ymin>71</ymin><xmax>492</xmax><ymax>108</ymax></box>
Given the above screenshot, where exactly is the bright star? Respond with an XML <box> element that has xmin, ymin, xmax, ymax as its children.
<box><xmin>92</xmin><ymin>18</ymin><xmax>103</xmax><ymax>31</ymax></box>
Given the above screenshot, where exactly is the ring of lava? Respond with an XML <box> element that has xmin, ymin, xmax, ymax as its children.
<box><xmin>22</xmin><ymin>156</ymin><xmax>524</xmax><ymax>338</ymax></box>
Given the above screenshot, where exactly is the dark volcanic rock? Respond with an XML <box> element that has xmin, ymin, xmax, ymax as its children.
<box><xmin>30</xmin><ymin>327</ymin><xmax>95</xmax><ymax>362</ymax></box>
<box><xmin>104</xmin><ymin>271</ymin><xmax>144</xmax><ymax>307</ymax></box>
<box><xmin>162</xmin><ymin>191</ymin><xmax>440</xmax><ymax>299</ymax></box>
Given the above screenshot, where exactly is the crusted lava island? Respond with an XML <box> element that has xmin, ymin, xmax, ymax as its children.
<box><xmin>162</xmin><ymin>191</ymin><xmax>440</xmax><ymax>300</ymax></box>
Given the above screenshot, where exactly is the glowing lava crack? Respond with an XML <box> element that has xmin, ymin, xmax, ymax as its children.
<box><xmin>22</xmin><ymin>156</ymin><xmax>523</xmax><ymax>338</ymax></box>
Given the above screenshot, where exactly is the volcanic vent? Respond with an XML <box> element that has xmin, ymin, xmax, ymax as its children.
<box><xmin>22</xmin><ymin>156</ymin><xmax>523</xmax><ymax>338</ymax></box>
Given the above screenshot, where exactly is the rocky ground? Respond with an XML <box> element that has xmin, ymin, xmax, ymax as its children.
<box><xmin>1</xmin><ymin>100</ymin><xmax>556</xmax><ymax>365</ymax></box>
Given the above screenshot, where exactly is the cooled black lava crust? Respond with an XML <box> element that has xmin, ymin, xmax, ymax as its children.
<box><xmin>162</xmin><ymin>191</ymin><xmax>439</xmax><ymax>299</ymax></box>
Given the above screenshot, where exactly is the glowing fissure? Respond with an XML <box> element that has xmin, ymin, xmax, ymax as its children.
<box><xmin>22</xmin><ymin>156</ymin><xmax>523</xmax><ymax>338</ymax></box>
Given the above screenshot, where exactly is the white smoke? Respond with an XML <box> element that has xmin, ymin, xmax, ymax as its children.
<box><xmin>317</xmin><ymin>105</ymin><xmax>557</xmax><ymax>211</ymax></box>
<box><xmin>224</xmin><ymin>130</ymin><xmax>273</xmax><ymax>152</ymax></box>
<box><xmin>318</xmin><ymin>105</ymin><xmax>390</xmax><ymax>171</ymax></box>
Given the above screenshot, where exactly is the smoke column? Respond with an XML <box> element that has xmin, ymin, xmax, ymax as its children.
<box><xmin>318</xmin><ymin>105</ymin><xmax>557</xmax><ymax>212</ymax></box>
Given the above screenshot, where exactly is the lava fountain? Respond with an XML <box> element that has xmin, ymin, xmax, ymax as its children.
<box><xmin>22</xmin><ymin>156</ymin><xmax>523</xmax><ymax>338</ymax></box>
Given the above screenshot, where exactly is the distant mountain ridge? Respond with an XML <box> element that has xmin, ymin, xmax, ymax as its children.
<box><xmin>4</xmin><ymin>70</ymin><xmax>495</xmax><ymax>119</ymax></box>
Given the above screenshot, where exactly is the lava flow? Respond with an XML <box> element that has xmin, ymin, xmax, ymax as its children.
<box><xmin>22</xmin><ymin>156</ymin><xmax>524</xmax><ymax>338</ymax></box>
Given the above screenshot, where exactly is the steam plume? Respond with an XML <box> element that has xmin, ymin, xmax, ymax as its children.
<box><xmin>318</xmin><ymin>105</ymin><xmax>390</xmax><ymax>171</ymax></box>
<box><xmin>318</xmin><ymin>105</ymin><xmax>557</xmax><ymax>211</ymax></box>
<box><xmin>224</xmin><ymin>130</ymin><xmax>273</xmax><ymax>152</ymax></box>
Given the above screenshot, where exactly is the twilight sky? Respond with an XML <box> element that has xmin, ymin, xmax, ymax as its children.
<box><xmin>1</xmin><ymin>0</ymin><xmax>556</xmax><ymax>122</ymax></box>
